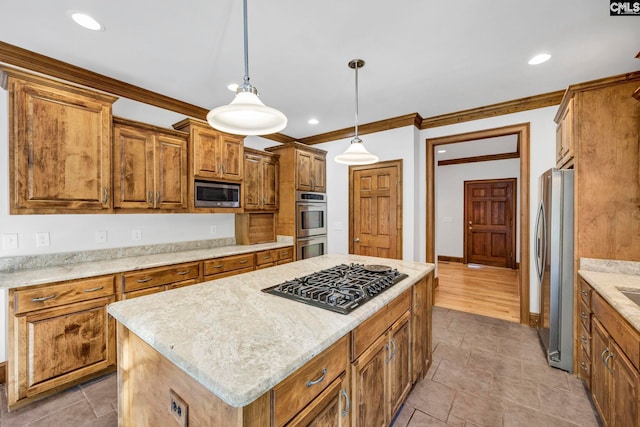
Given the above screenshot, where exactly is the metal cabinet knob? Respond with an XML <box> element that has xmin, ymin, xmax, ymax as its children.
<box><xmin>354</xmin><ymin>238</ymin><xmax>360</xmax><ymax>242</ymax></box>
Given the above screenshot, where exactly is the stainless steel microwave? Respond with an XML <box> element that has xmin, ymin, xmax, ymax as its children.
<box><xmin>194</xmin><ymin>180</ymin><xmax>240</xmax><ymax>208</ymax></box>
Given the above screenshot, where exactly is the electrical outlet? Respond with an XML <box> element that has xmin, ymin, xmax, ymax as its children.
<box><xmin>210</xmin><ymin>225</ymin><xmax>217</xmax><ymax>235</ymax></box>
<box><xmin>35</xmin><ymin>232</ymin><xmax>50</xmax><ymax>247</ymax></box>
<box><xmin>2</xmin><ymin>233</ymin><xmax>18</xmax><ymax>250</ymax></box>
<box><xmin>94</xmin><ymin>231</ymin><xmax>107</xmax><ymax>243</ymax></box>
<box><xmin>169</xmin><ymin>389</ymin><xmax>188</xmax><ymax>427</ymax></box>
<box><xmin>132</xmin><ymin>229</ymin><xmax>142</xmax><ymax>241</ymax></box>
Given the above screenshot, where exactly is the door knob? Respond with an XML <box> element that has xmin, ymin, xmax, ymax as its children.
<box><xmin>354</xmin><ymin>238</ymin><xmax>361</xmax><ymax>242</ymax></box>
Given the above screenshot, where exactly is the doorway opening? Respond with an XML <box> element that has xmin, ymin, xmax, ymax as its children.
<box><xmin>426</xmin><ymin>123</ymin><xmax>530</xmax><ymax>325</ymax></box>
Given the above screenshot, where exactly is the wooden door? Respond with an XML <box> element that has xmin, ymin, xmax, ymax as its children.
<box><xmin>591</xmin><ymin>318</ymin><xmax>611</xmax><ymax>426</ymax></box>
<box><xmin>388</xmin><ymin>311</ymin><xmax>411</xmax><ymax>420</ymax></box>
<box><xmin>352</xmin><ymin>334</ymin><xmax>387</xmax><ymax>427</ymax></box>
<box><xmin>192</xmin><ymin>126</ymin><xmax>220</xmax><ymax>179</ymax></box>
<box><xmin>244</xmin><ymin>153</ymin><xmax>262</xmax><ymax>209</ymax></box>
<box><xmin>155</xmin><ymin>134</ymin><xmax>188</xmax><ymax>210</ymax></box>
<box><xmin>612</xmin><ymin>341</ymin><xmax>639</xmax><ymax>427</ymax></box>
<box><xmin>263</xmin><ymin>156</ymin><xmax>279</xmax><ymax>209</ymax></box>
<box><xmin>296</xmin><ymin>150</ymin><xmax>314</xmax><ymax>191</ymax></box>
<box><xmin>464</xmin><ymin>178</ymin><xmax>516</xmax><ymax>268</ymax></box>
<box><xmin>113</xmin><ymin>124</ymin><xmax>154</xmax><ymax>209</ymax></box>
<box><xmin>350</xmin><ymin>161</ymin><xmax>402</xmax><ymax>259</ymax></box>
<box><xmin>219</xmin><ymin>134</ymin><xmax>243</xmax><ymax>181</ymax></box>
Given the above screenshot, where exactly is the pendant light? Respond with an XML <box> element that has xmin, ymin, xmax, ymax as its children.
<box><xmin>206</xmin><ymin>0</ymin><xmax>287</xmax><ymax>135</ymax></box>
<box><xmin>334</xmin><ymin>59</ymin><xmax>379</xmax><ymax>165</ymax></box>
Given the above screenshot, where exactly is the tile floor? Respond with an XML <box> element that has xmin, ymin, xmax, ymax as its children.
<box><xmin>0</xmin><ymin>307</ymin><xmax>601</xmax><ymax>427</ymax></box>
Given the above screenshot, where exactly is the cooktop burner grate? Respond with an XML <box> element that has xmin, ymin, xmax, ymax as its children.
<box><xmin>261</xmin><ymin>263</ymin><xmax>408</xmax><ymax>314</ymax></box>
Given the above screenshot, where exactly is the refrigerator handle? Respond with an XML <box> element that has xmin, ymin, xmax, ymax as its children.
<box><xmin>534</xmin><ymin>200</ymin><xmax>546</xmax><ymax>283</ymax></box>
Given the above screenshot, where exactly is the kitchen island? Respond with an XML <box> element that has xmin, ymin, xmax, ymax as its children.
<box><xmin>108</xmin><ymin>253</ymin><xmax>434</xmax><ymax>426</ymax></box>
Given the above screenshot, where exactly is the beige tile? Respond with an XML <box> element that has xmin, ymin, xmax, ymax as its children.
<box><xmin>467</xmin><ymin>348</ymin><xmax>522</xmax><ymax>379</ymax></box>
<box><xmin>537</xmin><ymin>383</ymin><xmax>600</xmax><ymax>427</ymax></box>
<box><xmin>404</xmin><ymin>379</ymin><xmax>456</xmax><ymax>422</ymax></box>
<box><xmin>407</xmin><ymin>409</ymin><xmax>450</xmax><ymax>426</ymax></box>
<box><xmin>432</xmin><ymin>343</ymin><xmax>471</xmax><ymax>366</ymax></box>
<box><xmin>25</xmin><ymin>400</ymin><xmax>96</xmax><ymax>427</ymax></box>
<box><xmin>502</xmin><ymin>400</ymin><xmax>585</xmax><ymax>427</ymax></box>
<box><xmin>425</xmin><ymin>360</ymin><xmax>440</xmax><ymax>380</ymax></box>
<box><xmin>459</xmin><ymin>332</ymin><xmax>500</xmax><ymax>353</ymax></box>
<box><xmin>432</xmin><ymin>359</ymin><xmax>493</xmax><ymax>396</ymax></box>
<box><xmin>448</xmin><ymin>319</ymin><xmax>491</xmax><ymax>337</ymax></box>
<box><xmin>393</xmin><ymin>405</ymin><xmax>415</xmax><ymax>427</ymax></box>
<box><xmin>521</xmin><ymin>361</ymin><xmax>570</xmax><ymax>390</ymax></box>
<box><xmin>433</xmin><ymin>328</ymin><xmax>465</xmax><ymax>348</ymax></box>
<box><xmin>499</xmin><ymin>338</ymin><xmax>547</xmax><ymax>366</ymax></box>
<box><xmin>448</xmin><ymin>391</ymin><xmax>505</xmax><ymax>427</ymax></box>
<box><xmin>2</xmin><ymin>386</ymin><xmax>85</xmax><ymax>427</ymax></box>
<box><xmin>80</xmin><ymin>374</ymin><xmax>117</xmax><ymax>417</ymax></box>
<box><xmin>80</xmin><ymin>411</ymin><xmax>118</xmax><ymax>427</ymax></box>
<box><xmin>490</xmin><ymin>375</ymin><xmax>539</xmax><ymax>409</ymax></box>
<box><xmin>488</xmin><ymin>325</ymin><xmax>522</xmax><ymax>342</ymax></box>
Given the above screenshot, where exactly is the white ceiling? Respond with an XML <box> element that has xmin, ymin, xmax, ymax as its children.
<box><xmin>1</xmin><ymin>0</ymin><xmax>639</xmax><ymax>139</ymax></box>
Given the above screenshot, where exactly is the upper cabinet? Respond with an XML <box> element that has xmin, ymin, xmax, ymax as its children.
<box><xmin>1</xmin><ymin>67</ymin><xmax>117</xmax><ymax>214</ymax></box>
<box><xmin>172</xmin><ymin>118</ymin><xmax>244</xmax><ymax>182</ymax></box>
<box><xmin>244</xmin><ymin>148</ymin><xmax>279</xmax><ymax>211</ymax></box>
<box><xmin>555</xmin><ymin>97</ymin><xmax>574</xmax><ymax>169</ymax></box>
<box><xmin>113</xmin><ymin>117</ymin><xmax>188</xmax><ymax>211</ymax></box>
<box><xmin>266</xmin><ymin>142</ymin><xmax>327</xmax><ymax>193</ymax></box>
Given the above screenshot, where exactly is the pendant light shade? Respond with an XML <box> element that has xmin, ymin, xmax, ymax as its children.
<box><xmin>206</xmin><ymin>0</ymin><xmax>287</xmax><ymax>136</ymax></box>
<box><xmin>334</xmin><ymin>59</ymin><xmax>378</xmax><ymax>165</ymax></box>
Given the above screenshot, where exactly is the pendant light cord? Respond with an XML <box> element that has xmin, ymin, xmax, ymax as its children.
<box><xmin>242</xmin><ymin>0</ymin><xmax>250</xmax><ymax>88</ymax></box>
<box><xmin>354</xmin><ymin>62</ymin><xmax>359</xmax><ymax>141</ymax></box>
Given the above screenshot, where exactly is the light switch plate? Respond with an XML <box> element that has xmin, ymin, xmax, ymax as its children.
<box><xmin>94</xmin><ymin>231</ymin><xmax>107</xmax><ymax>243</ymax></box>
<box><xmin>2</xmin><ymin>233</ymin><xmax>18</xmax><ymax>250</ymax></box>
<box><xmin>132</xmin><ymin>229</ymin><xmax>142</xmax><ymax>241</ymax></box>
<box><xmin>36</xmin><ymin>232</ymin><xmax>50</xmax><ymax>247</ymax></box>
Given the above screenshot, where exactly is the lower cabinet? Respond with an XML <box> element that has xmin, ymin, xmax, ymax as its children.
<box><xmin>120</xmin><ymin>261</ymin><xmax>201</xmax><ymax>300</ymax></box>
<box><xmin>285</xmin><ymin>373</ymin><xmax>350</xmax><ymax>427</ymax></box>
<box><xmin>8</xmin><ymin>275</ymin><xmax>117</xmax><ymax>407</ymax></box>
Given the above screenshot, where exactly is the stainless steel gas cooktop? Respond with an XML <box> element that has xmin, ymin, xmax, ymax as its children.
<box><xmin>261</xmin><ymin>263</ymin><xmax>408</xmax><ymax>314</ymax></box>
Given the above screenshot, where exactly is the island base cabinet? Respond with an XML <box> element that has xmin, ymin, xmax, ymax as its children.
<box><xmin>117</xmin><ymin>324</ymin><xmax>271</xmax><ymax>427</ymax></box>
<box><xmin>285</xmin><ymin>373</ymin><xmax>350</xmax><ymax>427</ymax></box>
<box><xmin>352</xmin><ymin>333</ymin><xmax>387</xmax><ymax>427</ymax></box>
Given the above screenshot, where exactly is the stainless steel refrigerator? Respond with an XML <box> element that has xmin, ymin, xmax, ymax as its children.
<box><xmin>535</xmin><ymin>168</ymin><xmax>574</xmax><ymax>372</ymax></box>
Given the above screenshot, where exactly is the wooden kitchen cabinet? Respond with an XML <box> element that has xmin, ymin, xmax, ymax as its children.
<box><xmin>113</xmin><ymin>117</ymin><xmax>188</xmax><ymax>211</ymax></box>
<box><xmin>588</xmin><ymin>288</ymin><xmax>640</xmax><ymax>427</ymax></box>
<box><xmin>203</xmin><ymin>253</ymin><xmax>256</xmax><ymax>281</ymax></box>
<box><xmin>244</xmin><ymin>148</ymin><xmax>279</xmax><ymax>211</ymax></box>
<box><xmin>296</xmin><ymin>149</ymin><xmax>326</xmax><ymax>193</ymax></box>
<box><xmin>121</xmin><ymin>261</ymin><xmax>201</xmax><ymax>300</ymax></box>
<box><xmin>285</xmin><ymin>373</ymin><xmax>350</xmax><ymax>427</ymax></box>
<box><xmin>7</xmin><ymin>275</ymin><xmax>117</xmax><ymax>407</ymax></box>
<box><xmin>411</xmin><ymin>276</ymin><xmax>431</xmax><ymax>382</ymax></box>
<box><xmin>555</xmin><ymin>97</ymin><xmax>574</xmax><ymax>169</ymax></box>
<box><xmin>1</xmin><ymin>67</ymin><xmax>117</xmax><ymax>214</ymax></box>
<box><xmin>351</xmin><ymin>289</ymin><xmax>412</xmax><ymax>427</ymax></box>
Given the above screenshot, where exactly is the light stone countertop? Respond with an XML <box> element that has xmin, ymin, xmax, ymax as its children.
<box><xmin>0</xmin><ymin>241</ymin><xmax>293</xmax><ymax>289</ymax></box>
<box><xmin>578</xmin><ymin>258</ymin><xmax>640</xmax><ymax>333</ymax></box>
<box><xmin>107</xmin><ymin>253</ymin><xmax>434</xmax><ymax>408</ymax></box>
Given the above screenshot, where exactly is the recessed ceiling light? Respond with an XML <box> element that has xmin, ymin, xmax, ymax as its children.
<box><xmin>308</xmin><ymin>118</ymin><xmax>319</xmax><ymax>125</ymax></box>
<box><xmin>437</xmin><ymin>149</ymin><xmax>447</xmax><ymax>154</ymax></box>
<box><xmin>227</xmin><ymin>83</ymin><xmax>239</xmax><ymax>92</ymax></box>
<box><xmin>528</xmin><ymin>53</ymin><xmax>551</xmax><ymax>65</ymax></box>
<box><xmin>69</xmin><ymin>11</ymin><xmax>104</xmax><ymax>31</ymax></box>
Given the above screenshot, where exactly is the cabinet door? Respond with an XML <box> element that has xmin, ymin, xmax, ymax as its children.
<box><xmin>612</xmin><ymin>341</ymin><xmax>639</xmax><ymax>427</ymax></box>
<box><xmin>556</xmin><ymin>98</ymin><xmax>574</xmax><ymax>168</ymax></box>
<box><xmin>388</xmin><ymin>311</ymin><xmax>411</xmax><ymax>419</ymax></box>
<box><xmin>113</xmin><ymin>124</ymin><xmax>154</xmax><ymax>209</ymax></box>
<box><xmin>286</xmin><ymin>374</ymin><xmax>350</xmax><ymax>427</ymax></box>
<box><xmin>9</xmin><ymin>74</ymin><xmax>114</xmax><ymax>212</ymax></box>
<box><xmin>263</xmin><ymin>156</ymin><xmax>279</xmax><ymax>209</ymax></box>
<box><xmin>296</xmin><ymin>150</ymin><xmax>314</xmax><ymax>191</ymax></box>
<box><xmin>155</xmin><ymin>133</ymin><xmax>188</xmax><ymax>210</ymax></box>
<box><xmin>592</xmin><ymin>317</ymin><xmax>612</xmax><ymax>426</ymax></box>
<box><xmin>352</xmin><ymin>333</ymin><xmax>387</xmax><ymax>427</ymax></box>
<box><xmin>219</xmin><ymin>134</ymin><xmax>244</xmax><ymax>181</ymax></box>
<box><xmin>411</xmin><ymin>278</ymin><xmax>427</xmax><ymax>382</ymax></box>
<box><xmin>312</xmin><ymin>154</ymin><xmax>326</xmax><ymax>192</ymax></box>
<box><xmin>244</xmin><ymin>153</ymin><xmax>262</xmax><ymax>209</ymax></box>
<box><xmin>192</xmin><ymin>126</ymin><xmax>220</xmax><ymax>178</ymax></box>
<box><xmin>14</xmin><ymin>296</ymin><xmax>116</xmax><ymax>400</ymax></box>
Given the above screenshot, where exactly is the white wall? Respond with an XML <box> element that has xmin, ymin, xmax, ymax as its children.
<box><xmin>436</xmin><ymin>158</ymin><xmax>520</xmax><ymax>260</ymax></box>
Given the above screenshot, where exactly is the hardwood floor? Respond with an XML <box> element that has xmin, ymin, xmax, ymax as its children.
<box><xmin>434</xmin><ymin>261</ymin><xmax>520</xmax><ymax>323</ymax></box>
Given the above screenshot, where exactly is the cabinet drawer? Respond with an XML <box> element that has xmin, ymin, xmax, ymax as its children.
<box><xmin>273</xmin><ymin>334</ymin><xmax>348</xmax><ymax>427</ymax></box>
<box><xmin>166</xmin><ymin>278</ymin><xmax>199</xmax><ymax>290</ymax></box>
<box><xmin>276</xmin><ymin>247</ymin><xmax>294</xmax><ymax>261</ymax></box>
<box><xmin>14</xmin><ymin>275</ymin><xmax>116</xmax><ymax>315</ymax></box>
<box><xmin>579</xmin><ymin>278</ymin><xmax>592</xmax><ymax>309</ymax></box>
<box><xmin>592</xmin><ymin>292</ymin><xmax>640</xmax><ymax>370</ymax></box>
<box><xmin>579</xmin><ymin>300</ymin><xmax>591</xmax><ymax>333</ymax></box>
<box><xmin>578</xmin><ymin>346</ymin><xmax>591</xmax><ymax>386</ymax></box>
<box><xmin>204</xmin><ymin>254</ymin><xmax>255</xmax><ymax>275</ymax></box>
<box><xmin>122</xmin><ymin>285</ymin><xmax>165</xmax><ymax>301</ymax></box>
<box><xmin>352</xmin><ymin>288</ymin><xmax>411</xmax><ymax>360</ymax></box>
<box><xmin>204</xmin><ymin>266</ymin><xmax>254</xmax><ymax>282</ymax></box>
<box><xmin>579</xmin><ymin>321</ymin><xmax>592</xmax><ymax>359</ymax></box>
<box><xmin>256</xmin><ymin>250</ymin><xmax>277</xmax><ymax>266</ymax></box>
<box><xmin>123</xmin><ymin>262</ymin><xmax>200</xmax><ymax>292</ymax></box>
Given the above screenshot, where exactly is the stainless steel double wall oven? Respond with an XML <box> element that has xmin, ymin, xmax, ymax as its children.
<box><xmin>295</xmin><ymin>191</ymin><xmax>327</xmax><ymax>259</ymax></box>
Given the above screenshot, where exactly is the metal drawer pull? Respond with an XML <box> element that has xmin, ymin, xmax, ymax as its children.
<box><xmin>390</xmin><ymin>338</ymin><xmax>397</xmax><ymax>360</ymax></box>
<box><xmin>211</xmin><ymin>264</ymin><xmax>224</xmax><ymax>268</ymax></box>
<box><xmin>385</xmin><ymin>343</ymin><xmax>392</xmax><ymax>364</ymax></box>
<box><xmin>604</xmin><ymin>351</ymin><xmax>614</xmax><ymax>374</ymax></box>
<box><xmin>341</xmin><ymin>389</ymin><xmax>350</xmax><ymax>417</ymax></box>
<box><xmin>83</xmin><ymin>286</ymin><xmax>104</xmax><ymax>293</ymax></box>
<box><xmin>580</xmin><ymin>311</ymin><xmax>588</xmax><ymax>320</ymax></box>
<box><xmin>263</xmin><ymin>254</ymin><xmax>271</xmax><ymax>259</ymax></box>
<box><xmin>239</xmin><ymin>259</ymin><xmax>249</xmax><ymax>264</ymax></box>
<box><xmin>136</xmin><ymin>277</ymin><xmax>153</xmax><ymax>283</ymax></box>
<box><xmin>177</xmin><ymin>270</ymin><xmax>190</xmax><ymax>276</ymax></box>
<box><xmin>280</xmin><ymin>251</ymin><xmax>288</xmax><ymax>256</ymax></box>
<box><xmin>306</xmin><ymin>368</ymin><xmax>327</xmax><ymax>387</ymax></box>
<box><xmin>32</xmin><ymin>294</ymin><xmax>57</xmax><ymax>302</ymax></box>
<box><xmin>601</xmin><ymin>348</ymin><xmax>609</xmax><ymax>363</ymax></box>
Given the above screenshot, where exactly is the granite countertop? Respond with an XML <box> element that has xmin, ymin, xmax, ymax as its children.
<box><xmin>0</xmin><ymin>241</ymin><xmax>293</xmax><ymax>289</ymax></box>
<box><xmin>578</xmin><ymin>258</ymin><xmax>640</xmax><ymax>333</ymax></box>
<box><xmin>107</xmin><ymin>253</ymin><xmax>434</xmax><ymax>408</ymax></box>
